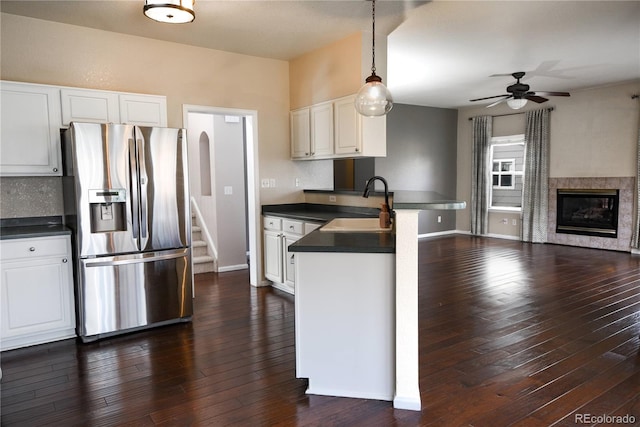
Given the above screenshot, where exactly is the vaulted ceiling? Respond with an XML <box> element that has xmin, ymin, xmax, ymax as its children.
<box><xmin>2</xmin><ymin>0</ymin><xmax>639</xmax><ymax>109</ymax></box>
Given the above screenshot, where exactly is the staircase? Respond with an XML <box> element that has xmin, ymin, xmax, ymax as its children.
<box><xmin>191</xmin><ymin>213</ymin><xmax>216</xmax><ymax>274</ymax></box>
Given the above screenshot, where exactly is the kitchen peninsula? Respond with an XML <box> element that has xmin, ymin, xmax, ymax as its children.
<box><xmin>289</xmin><ymin>191</ymin><xmax>466</xmax><ymax>411</ymax></box>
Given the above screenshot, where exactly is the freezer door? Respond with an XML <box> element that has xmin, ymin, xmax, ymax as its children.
<box><xmin>66</xmin><ymin>123</ymin><xmax>139</xmax><ymax>257</ymax></box>
<box><xmin>135</xmin><ymin>126</ymin><xmax>190</xmax><ymax>252</ymax></box>
<box><xmin>78</xmin><ymin>248</ymin><xmax>193</xmax><ymax>338</ymax></box>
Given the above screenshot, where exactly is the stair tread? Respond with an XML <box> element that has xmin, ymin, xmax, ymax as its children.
<box><xmin>192</xmin><ymin>240</ymin><xmax>207</xmax><ymax>247</ymax></box>
<box><xmin>193</xmin><ymin>255</ymin><xmax>215</xmax><ymax>263</ymax></box>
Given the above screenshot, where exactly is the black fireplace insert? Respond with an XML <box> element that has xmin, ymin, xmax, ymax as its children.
<box><xmin>556</xmin><ymin>189</ymin><xmax>619</xmax><ymax>238</ymax></box>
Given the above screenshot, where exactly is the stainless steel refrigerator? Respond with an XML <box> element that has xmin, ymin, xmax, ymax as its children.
<box><xmin>62</xmin><ymin>122</ymin><xmax>193</xmax><ymax>342</ymax></box>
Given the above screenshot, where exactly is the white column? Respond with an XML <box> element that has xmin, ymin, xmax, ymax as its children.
<box><xmin>393</xmin><ymin>209</ymin><xmax>422</xmax><ymax>411</ymax></box>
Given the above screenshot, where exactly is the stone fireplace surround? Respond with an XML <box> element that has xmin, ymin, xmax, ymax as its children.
<box><xmin>548</xmin><ymin>177</ymin><xmax>635</xmax><ymax>252</ymax></box>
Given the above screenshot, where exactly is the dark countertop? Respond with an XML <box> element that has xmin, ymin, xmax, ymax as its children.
<box><xmin>262</xmin><ymin>203</ymin><xmax>394</xmax><ymax>254</ymax></box>
<box><xmin>289</xmin><ymin>228</ymin><xmax>395</xmax><ymax>254</ymax></box>
<box><xmin>261</xmin><ymin>203</ymin><xmax>380</xmax><ymax>223</ymax></box>
<box><xmin>0</xmin><ymin>216</ymin><xmax>72</xmax><ymax>240</ymax></box>
<box><xmin>392</xmin><ymin>191</ymin><xmax>467</xmax><ymax>210</ymax></box>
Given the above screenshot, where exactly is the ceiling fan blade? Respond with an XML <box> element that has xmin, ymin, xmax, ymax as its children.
<box><xmin>470</xmin><ymin>94</ymin><xmax>510</xmax><ymax>102</ymax></box>
<box><xmin>532</xmin><ymin>91</ymin><xmax>570</xmax><ymax>97</ymax></box>
<box><xmin>525</xmin><ymin>94</ymin><xmax>548</xmax><ymax>104</ymax></box>
<box><xmin>487</xmin><ymin>96</ymin><xmax>511</xmax><ymax>108</ymax></box>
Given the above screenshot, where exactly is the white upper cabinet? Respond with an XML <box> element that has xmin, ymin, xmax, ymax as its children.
<box><xmin>1</xmin><ymin>80</ymin><xmax>168</xmax><ymax>177</ymax></box>
<box><xmin>60</xmin><ymin>88</ymin><xmax>119</xmax><ymax>125</ymax></box>
<box><xmin>309</xmin><ymin>101</ymin><xmax>334</xmax><ymax>157</ymax></box>
<box><xmin>290</xmin><ymin>94</ymin><xmax>386</xmax><ymax>161</ymax></box>
<box><xmin>333</xmin><ymin>94</ymin><xmax>386</xmax><ymax>157</ymax></box>
<box><xmin>291</xmin><ymin>108</ymin><xmax>311</xmax><ymax>159</ymax></box>
<box><xmin>61</xmin><ymin>89</ymin><xmax>167</xmax><ymax>127</ymax></box>
<box><xmin>119</xmin><ymin>93</ymin><xmax>167</xmax><ymax>127</ymax></box>
<box><xmin>0</xmin><ymin>81</ymin><xmax>62</xmax><ymax>176</ymax></box>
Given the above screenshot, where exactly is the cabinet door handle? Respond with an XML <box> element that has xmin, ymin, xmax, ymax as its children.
<box><xmin>29</xmin><ymin>247</ymin><xmax>36</xmax><ymax>252</ymax></box>
<box><xmin>52</xmin><ymin>167</ymin><xmax>59</xmax><ymax>172</ymax></box>
<box><xmin>290</xmin><ymin>254</ymin><xmax>295</xmax><ymax>264</ymax></box>
<box><xmin>62</xmin><ymin>258</ymin><xmax>68</xmax><ymax>263</ymax></box>
<box><xmin>289</xmin><ymin>225</ymin><xmax>295</xmax><ymax>230</ymax></box>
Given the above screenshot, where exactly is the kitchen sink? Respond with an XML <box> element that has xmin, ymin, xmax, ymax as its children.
<box><xmin>320</xmin><ymin>217</ymin><xmax>392</xmax><ymax>232</ymax></box>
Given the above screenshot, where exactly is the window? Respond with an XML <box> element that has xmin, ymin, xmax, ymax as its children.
<box><xmin>492</xmin><ymin>159</ymin><xmax>516</xmax><ymax>189</ymax></box>
<box><xmin>489</xmin><ymin>135</ymin><xmax>525</xmax><ymax>210</ymax></box>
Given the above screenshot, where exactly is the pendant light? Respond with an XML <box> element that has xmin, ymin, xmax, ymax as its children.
<box><xmin>354</xmin><ymin>0</ymin><xmax>393</xmax><ymax>117</ymax></box>
<box><xmin>144</xmin><ymin>0</ymin><xmax>195</xmax><ymax>24</ymax></box>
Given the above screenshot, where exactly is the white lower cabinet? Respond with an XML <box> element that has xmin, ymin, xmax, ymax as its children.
<box><xmin>0</xmin><ymin>235</ymin><xmax>76</xmax><ymax>351</ymax></box>
<box><xmin>263</xmin><ymin>216</ymin><xmax>320</xmax><ymax>294</ymax></box>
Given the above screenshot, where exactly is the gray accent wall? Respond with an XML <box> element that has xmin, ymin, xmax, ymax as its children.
<box><xmin>375</xmin><ymin>103</ymin><xmax>459</xmax><ymax>234</ymax></box>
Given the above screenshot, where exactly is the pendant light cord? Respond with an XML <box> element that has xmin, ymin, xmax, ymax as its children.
<box><xmin>371</xmin><ymin>0</ymin><xmax>376</xmax><ymax>75</ymax></box>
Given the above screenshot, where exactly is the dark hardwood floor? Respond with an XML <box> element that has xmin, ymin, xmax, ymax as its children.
<box><xmin>1</xmin><ymin>235</ymin><xmax>639</xmax><ymax>426</ymax></box>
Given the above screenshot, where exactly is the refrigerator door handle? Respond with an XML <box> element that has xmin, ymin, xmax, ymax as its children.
<box><xmin>83</xmin><ymin>249</ymin><xmax>188</xmax><ymax>267</ymax></box>
<box><xmin>137</xmin><ymin>134</ymin><xmax>149</xmax><ymax>245</ymax></box>
<box><xmin>128</xmin><ymin>137</ymin><xmax>140</xmax><ymax>248</ymax></box>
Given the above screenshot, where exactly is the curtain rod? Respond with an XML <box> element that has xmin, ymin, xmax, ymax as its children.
<box><xmin>468</xmin><ymin>107</ymin><xmax>555</xmax><ymax>121</ymax></box>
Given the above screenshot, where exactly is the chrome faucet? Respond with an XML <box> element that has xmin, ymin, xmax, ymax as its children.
<box><xmin>363</xmin><ymin>175</ymin><xmax>394</xmax><ymax>221</ymax></box>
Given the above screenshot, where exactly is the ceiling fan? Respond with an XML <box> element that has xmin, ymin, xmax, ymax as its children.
<box><xmin>470</xmin><ymin>71</ymin><xmax>570</xmax><ymax>109</ymax></box>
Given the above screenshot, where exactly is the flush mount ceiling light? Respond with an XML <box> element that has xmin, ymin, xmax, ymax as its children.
<box><xmin>506</xmin><ymin>98</ymin><xmax>528</xmax><ymax>110</ymax></box>
<box><xmin>354</xmin><ymin>0</ymin><xmax>393</xmax><ymax>117</ymax></box>
<box><xmin>144</xmin><ymin>0</ymin><xmax>195</xmax><ymax>24</ymax></box>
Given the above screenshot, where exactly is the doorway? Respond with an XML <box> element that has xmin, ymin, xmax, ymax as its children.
<box><xmin>182</xmin><ymin>105</ymin><xmax>261</xmax><ymax>287</ymax></box>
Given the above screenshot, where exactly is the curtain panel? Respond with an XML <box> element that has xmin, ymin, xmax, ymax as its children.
<box><xmin>522</xmin><ymin>108</ymin><xmax>551</xmax><ymax>243</ymax></box>
<box><xmin>470</xmin><ymin>116</ymin><xmax>491</xmax><ymax>235</ymax></box>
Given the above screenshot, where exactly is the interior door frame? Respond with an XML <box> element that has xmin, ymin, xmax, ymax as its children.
<box><xmin>182</xmin><ymin>104</ymin><xmax>261</xmax><ymax>287</ymax></box>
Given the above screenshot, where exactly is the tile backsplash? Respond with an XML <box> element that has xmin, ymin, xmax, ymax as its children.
<box><xmin>0</xmin><ymin>177</ymin><xmax>64</xmax><ymax>219</ymax></box>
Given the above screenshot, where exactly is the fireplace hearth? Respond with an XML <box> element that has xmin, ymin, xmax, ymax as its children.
<box><xmin>556</xmin><ymin>189</ymin><xmax>619</xmax><ymax>238</ymax></box>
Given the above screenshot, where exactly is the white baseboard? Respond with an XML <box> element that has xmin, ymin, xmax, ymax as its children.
<box><xmin>417</xmin><ymin>229</ymin><xmax>459</xmax><ymax>239</ymax></box>
<box><xmin>393</xmin><ymin>394</ymin><xmax>422</xmax><ymax>411</ymax></box>
<box><xmin>217</xmin><ymin>263</ymin><xmax>249</xmax><ymax>272</ymax></box>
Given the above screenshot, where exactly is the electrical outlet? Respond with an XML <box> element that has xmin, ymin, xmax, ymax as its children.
<box><xmin>512</xmin><ymin>219</ymin><xmax>517</xmax><ymax>226</ymax></box>
<box><xmin>261</xmin><ymin>179</ymin><xmax>269</xmax><ymax>188</ymax></box>
<box><xmin>269</xmin><ymin>178</ymin><xmax>276</xmax><ymax>188</ymax></box>
<box><xmin>437</xmin><ymin>215</ymin><xmax>442</xmax><ymax>223</ymax></box>
<box><xmin>295</xmin><ymin>178</ymin><xmax>300</xmax><ymax>187</ymax></box>
<box><xmin>501</xmin><ymin>218</ymin><xmax>508</xmax><ymax>224</ymax></box>
<box><xmin>224</xmin><ymin>186</ymin><xmax>233</xmax><ymax>195</ymax></box>
<box><xmin>329</xmin><ymin>195</ymin><xmax>337</xmax><ymax>202</ymax></box>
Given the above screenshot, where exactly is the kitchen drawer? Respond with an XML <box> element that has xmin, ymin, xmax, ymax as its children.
<box><xmin>263</xmin><ymin>217</ymin><xmax>282</xmax><ymax>231</ymax></box>
<box><xmin>283</xmin><ymin>219</ymin><xmax>304</xmax><ymax>235</ymax></box>
<box><xmin>0</xmin><ymin>236</ymin><xmax>70</xmax><ymax>261</ymax></box>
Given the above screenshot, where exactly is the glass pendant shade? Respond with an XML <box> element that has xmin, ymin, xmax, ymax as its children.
<box><xmin>355</xmin><ymin>74</ymin><xmax>394</xmax><ymax>117</ymax></box>
<box><xmin>507</xmin><ymin>98</ymin><xmax>527</xmax><ymax>110</ymax></box>
<box><xmin>355</xmin><ymin>0</ymin><xmax>392</xmax><ymax>117</ymax></box>
<box><xmin>144</xmin><ymin>0</ymin><xmax>195</xmax><ymax>24</ymax></box>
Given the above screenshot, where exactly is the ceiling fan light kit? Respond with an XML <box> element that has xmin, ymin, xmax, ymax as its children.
<box><xmin>144</xmin><ymin>0</ymin><xmax>195</xmax><ymax>24</ymax></box>
<box><xmin>506</xmin><ymin>98</ymin><xmax>527</xmax><ymax>110</ymax></box>
<box><xmin>355</xmin><ymin>0</ymin><xmax>393</xmax><ymax>117</ymax></box>
<box><xmin>470</xmin><ymin>71</ymin><xmax>570</xmax><ymax>109</ymax></box>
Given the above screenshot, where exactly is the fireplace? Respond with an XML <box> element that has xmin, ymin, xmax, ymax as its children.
<box><xmin>556</xmin><ymin>189</ymin><xmax>619</xmax><ymax>238</ymax></box>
